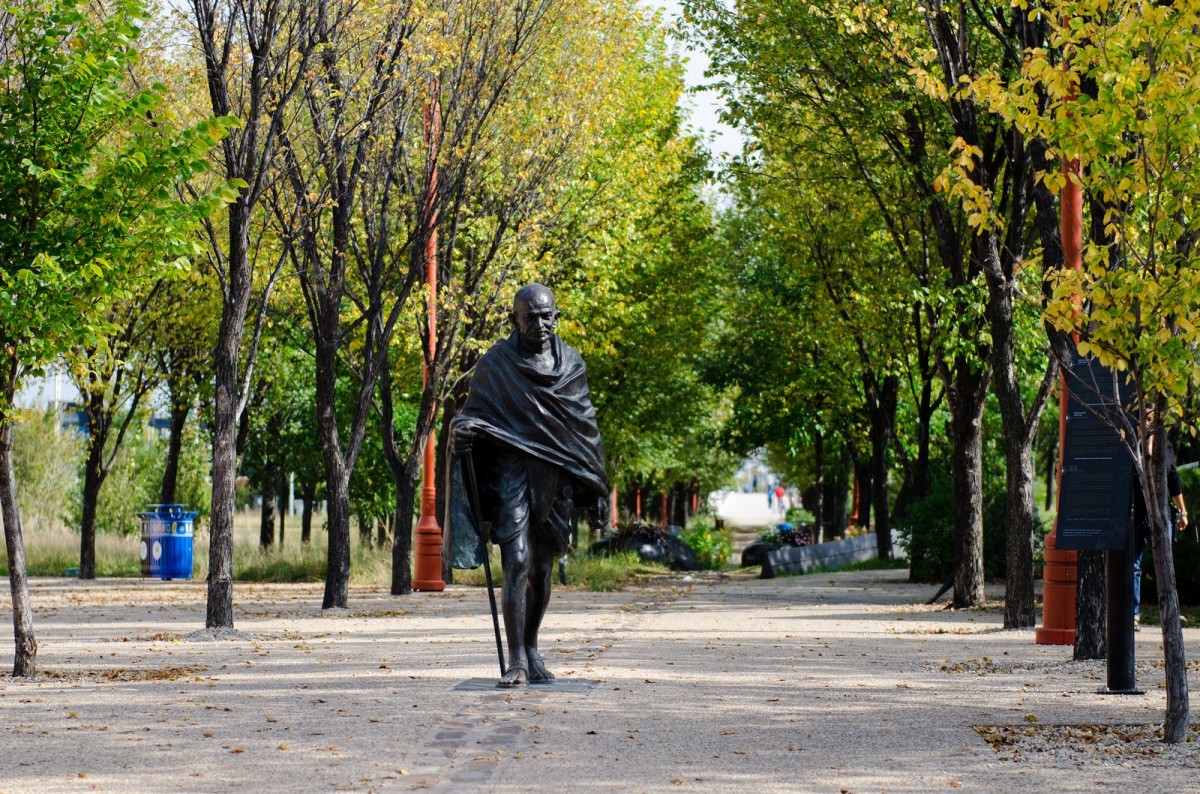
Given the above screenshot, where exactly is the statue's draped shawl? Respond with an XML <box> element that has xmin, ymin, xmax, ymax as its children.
<box><xmin>444</xmin><ymin>332</ymin><xmax>608</xmax><ymax>569</ymax></box>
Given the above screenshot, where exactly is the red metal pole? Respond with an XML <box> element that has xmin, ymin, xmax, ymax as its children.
<box><xmin>413</xmin><ymin>83</ymin><xmax>444</xmax><ymax>592</ymax></box>
<box><xmin>1036</xmin><ymin>91</ymin><xmax>1083</xmax><ymax>644</ymax></box>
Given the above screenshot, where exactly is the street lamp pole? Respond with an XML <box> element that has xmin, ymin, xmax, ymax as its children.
<box><xmin>413</xmin><ymin>83</ymin><xmax>445</xmax><ymax>592</ymax></box>
<box><xmin>1036</xmin><ymin>58</ymin><xmax>1083</xmax><ymax>645</ymax></box>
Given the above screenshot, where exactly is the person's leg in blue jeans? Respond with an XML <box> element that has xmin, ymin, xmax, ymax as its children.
<box><xmin>1133</xmin><ymin>526</ymin><xmax>1147</xmax><ymax>625</ymax></box>
<box><xmin>1133</xmin><ymin>549</ymin><xmax>1143</xmax><ymax>625</ymax></box>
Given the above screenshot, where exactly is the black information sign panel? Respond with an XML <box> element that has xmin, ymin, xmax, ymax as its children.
<box><xmin>1055</xmin><ymin>351</ymin><xmax>1134</xmax><ymax>551</ymax></box>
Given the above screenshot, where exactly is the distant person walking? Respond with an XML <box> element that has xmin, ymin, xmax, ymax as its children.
<box><xmin>774</xmin><ymin>485</ymin><xmax>786</xmax><ymax>516</ymax></box>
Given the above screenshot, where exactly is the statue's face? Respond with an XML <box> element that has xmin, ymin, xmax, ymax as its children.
<box><xmin>511</xmin><ymin>288</ymin><xmax>558</xmax><ymax>352</ymax></box>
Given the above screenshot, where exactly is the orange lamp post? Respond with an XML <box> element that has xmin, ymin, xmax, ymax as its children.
<box><xmin>412</xmin><ymin>85</ymin><xmax>444</xmax><ymax>592</ymax></box>
<box><xmin>1036</xmin><ymin>132</ymin><xmax>1083</xmax><ymax>645</ymax></box>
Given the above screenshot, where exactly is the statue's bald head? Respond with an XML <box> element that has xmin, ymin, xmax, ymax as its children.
<box><xmin>510</xmin><ymin>283</ymin><xmax>559</xmax><ymax>353</ymax></box>
<box><xmin>513</xmin><ymin>283</ymin><xmax>556</xmax><ymax>314</ymax></box>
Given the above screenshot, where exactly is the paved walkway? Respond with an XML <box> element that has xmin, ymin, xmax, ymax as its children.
<box><xmin>3</xmin><ymin>570</ymin><xmax>1199</xmax><ymax>792</ymax></box>
<box><xmin>712</xmin><ymin>491</ymin><xmax>782</xmax><ymax>529</ymax></box>
<box><xmin>711</xmin><ymin>490</ymin><xmax>786</xmax><ymax>560</ymax></box>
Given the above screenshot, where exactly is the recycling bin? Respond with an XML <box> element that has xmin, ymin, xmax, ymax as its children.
<box><xmin>139</xmin><ymin>504</ymin><xmax>198</xmax><ymax>580</ymax></box>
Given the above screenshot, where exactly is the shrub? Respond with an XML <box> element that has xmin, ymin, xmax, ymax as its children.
<box><xmin>452</xmin><ymin>548</ymin><xmax>668</xmax><ymax>591</ymax></box>
<box><xmin>895</xmin><ymin>471</ymin><xmax>1010</xmax><ymax>583</ymax></box>
<box><xmin>86</xmin><ymin>428</ymin><xmax>164</xmax><ymax>535</ymax></box>
<box><xmin>67</xmin><ymin>419</ymin><xmax>212</xmax><ymax>536</ymax></box>
<box><xmin>682</xmin><ymin>515</ymin><xmax>732</xmax><ymax>570</ymax></box>
<box><xmin>757</xmin><ymin>527</ymin><xmax>781</xmax><ymax>543</ymax></box>
<box><xmin>12</xmin><ymin>410</ymin><xmax>83</xmax><ymax>533</ymax></box>
<box><xmin>784</xmin><ymin>506</ymin><xmax>815</xmax><ymax>525</ymax></box>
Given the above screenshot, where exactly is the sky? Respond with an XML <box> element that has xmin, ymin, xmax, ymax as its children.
<box><xmin>646</xmin><ymin>0</ymin><xmax>746</xmax><ymax>164</ymax></box>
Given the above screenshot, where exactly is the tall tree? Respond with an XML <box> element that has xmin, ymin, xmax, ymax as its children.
<box><xmin>0</xmin><ymin>0</ymin><xmax>230</xmax><ymax>673</ymax></box>
<box><xmin>914</xmin><ymin>0</ymin><xmax>1065</xmax><ymax>625</ymax></box>
<box><xmin>995</xmin><ymin>0</ymin><xmax>1200</xmax><ymax>744</ymax></box>
<box><xmin>271</xmin><ymin>0</ymin><xmax>435</xmax><ymax>608</ymax></box>
<box><xmin>187</xmin><ymin>0</ymin><xmax>311</xmax><ymax>628</ymax></box>
<box><xmin>68</xmin><ymin>289</ymin><xmax>162</xmax><ymax>578</ymax></box>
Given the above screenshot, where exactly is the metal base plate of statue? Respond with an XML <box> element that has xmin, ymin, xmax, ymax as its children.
<box><xmin>444</xmin><ymin>285</ymin><xmax>610</xmax><ymax>689</ymax></box>
<box><xmin>451</xmin><ymin>678</ymin><xmax>601</xmax><ymax>694</ymax></box>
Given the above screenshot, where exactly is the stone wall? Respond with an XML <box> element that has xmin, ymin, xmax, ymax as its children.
<box><xmin>762</xmin><ymin>531</ymin><xmax>905</xmax><ymax>578</ymax></box>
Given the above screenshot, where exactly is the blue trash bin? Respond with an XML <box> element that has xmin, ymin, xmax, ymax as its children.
<box><xmin>139</xmin><ymin>504</ymin><xmax>197</xmax><ymax>580</ymax></box>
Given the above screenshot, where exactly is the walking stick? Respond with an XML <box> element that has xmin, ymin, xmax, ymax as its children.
<box><xmin>463</xmin><ymin>451</ymin><xmax>506</xmax><ymax>676</ymax></box>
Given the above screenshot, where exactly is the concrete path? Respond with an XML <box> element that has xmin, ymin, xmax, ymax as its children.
<box><xmin>3</xmin><ymin>571</ymin><xmax>1199</xmax><ymax>792</ymax></box>
<box><xmin>711</xmin><ymin>490</ymin><xmax>785</xmax><ymax>560</ymax></box>
<box><xmin>711</xmin><ymin>491</ymin><xmax>782</xmax><ymax>529</ymax></box>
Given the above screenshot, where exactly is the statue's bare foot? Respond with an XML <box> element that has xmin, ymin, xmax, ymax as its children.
<box><xmin>528</xmin><ymin>651</ymin><xmax>555</xmax><ymax>682</ymax></box>
<box><xmin>497</xmin><ymin>665</ymin><xmax>527</xmax><ymax>688</ymax></box>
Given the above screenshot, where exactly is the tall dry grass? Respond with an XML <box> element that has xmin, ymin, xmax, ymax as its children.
<box><xmin>4</xmin><ymin>507</ymin><xmax>667</xmax><ymax>591</ymax></box>
<box><xmin>1</xmin><ymin>509</ymin><xmax>393</xmax><ymax>587</ymax></box>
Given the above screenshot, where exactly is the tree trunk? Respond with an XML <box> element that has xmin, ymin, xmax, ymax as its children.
<box><xmin>607</xmin><ymin>486</ymin><xmax>618</xmax><ymax>539</ymax></box>
<box><xmin>391</xmin><ymin>461</ymin><xmax>419</xmax><ymax>595</ymax></box>
<box><xmin>159</xmin><ymin>402</ymin><xmax>189</xmax><ymax>505</ymax></box>
<box><xmin>315</xmin><ymin>338</ymin><xmax>352</xmax><ymax>607</ymax></box>
<box><xmin>1147</xmin><ymin>433</ymin><xmax>1189</xmax><ymax>743</ymax></box>
<box><xmin>894</xmin><ymin>367</ymin><xmax>935</xmax><ymax>522</ymax></box>
<box><xmin>0</xmin><ymin>415</ymin><xmax>37</xmax><ymax>676</ymax></box>
<box><xmin>380</xmin><ymin>352</ymin><xmax>419</xmax><ymax>596</ymax></box>
<box><xmin>301</xmin><ymin>486</ymin><xmax>315</xmax><ymax>544</ymax></box>
<box><xmin>259</xmin><ymin>467</ymin><xmax>276</xmax><ymax>548</ymax></box>
<box><xmin>358</xmin><ymin>513</ymin><xmax>372</xmax><ymax>547</ymax></box>
<box><xmin>1150</xmin><ymin>518</ymin><xmax>1189</xmax><ymax>742</ymax></box>
<box><xmin>870</xmin><ymin>437</ymin><xmax>891</xmax><ymax>558</ymax></box>
<box><xmin>867</xmin><ymin>376</ymin><xmax>898</xmax><ymax>559</ymax></box>
<box><xmin>983</xmin><ymin>217</ymin><xmax>1056</xmax><ymax>629</ymax></box>
<box><xmin>277</xmin><ymin>473</ymin><xmax>286</xmax><ymax>546</ymax></box>
<box><xmin>1000</xmin><ymin>439</ymin><xmax>1038</xmax><ymax>628</ymax></box>
<box><xmin>989</xmin><ymin>288</ymin><xmax>1045</xmax><ymax>627</ymax></box>
<box><xmin>77</xmin><ymin>380</ymin><xmax>118</xmax><ymax>581</ymax></box>
<box><xmin>378</xmin><ymin>512</ymin><xmax>390</xmax><ymax>549</ymax></box>
<box><xmin>1073</xmin><ymin>550</ymin><xmax>1105</xmax><ymax>660</ymax></box>
<box><xmin>207</xmin><ymin>208</ymin><xmax>252</xmax><ymax>630</ymax></box>
<box><xmin>322</xmin><ymin>463</ymin><xmax>352</xmax><ymax>609</ymax></box>
<box><xmin>78</xmin><ymin>436</ymin><xmax>105</xmax><ymax>580</ymax></box>
<box><xmin>832</xmin><ymin>455</ymin><xmax>849</xmax><ymax>537</ymax></box>
<box><xmin>950</xmin><ymin>366</ymin><xmax>988</xmax><ymax>608</ymax></box>
<box><xmin>1044</xmin><ymin>445</ymin><xmax>1055</xmax><ymax>512</ymax></box>
<box><xmin>189</xmin><ymin>0</ymin><xmax>309</xmax><ymax>630</ymax></box>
